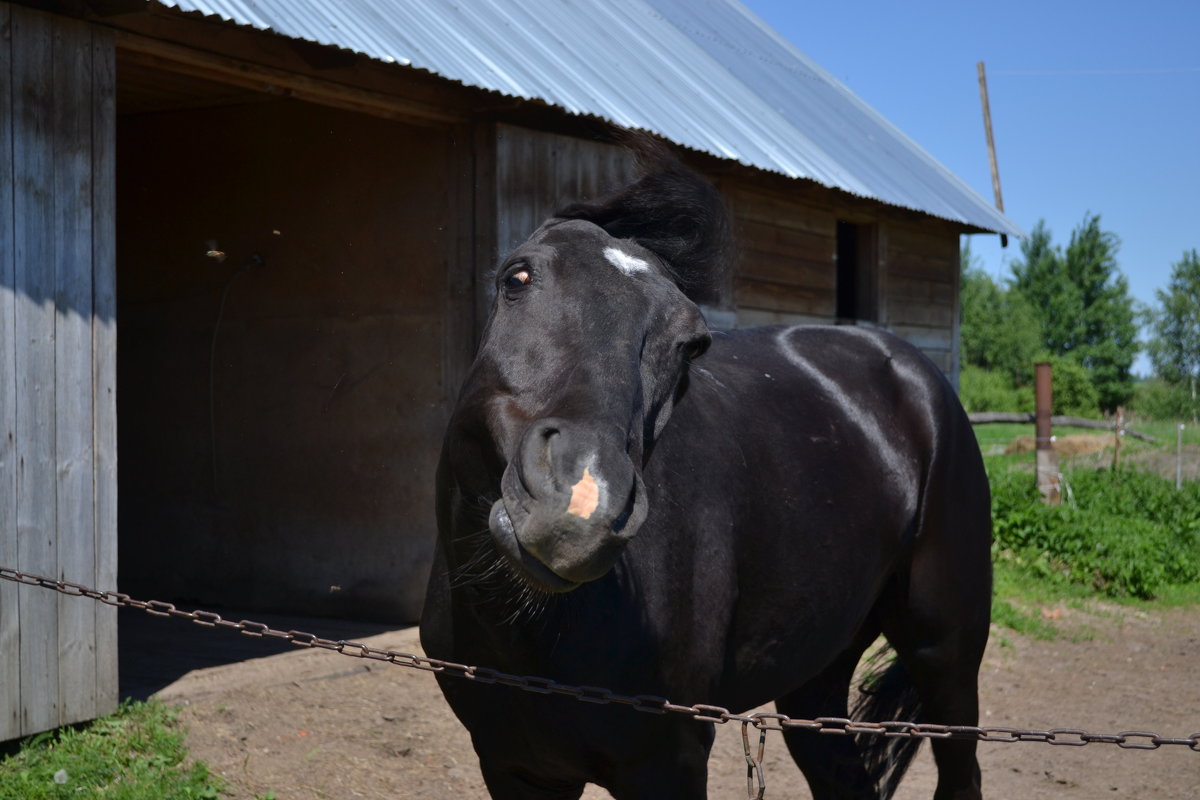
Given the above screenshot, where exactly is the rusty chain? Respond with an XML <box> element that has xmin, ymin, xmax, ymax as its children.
<box><xmin>4</xmin><ymin>565</ymin><xmax>1200</xmax><ymax>756</ymax></box>
<box><xmin>742</xmin><ymin>720</ymin><xmax>767</xmax><ymax>800</ymax></box>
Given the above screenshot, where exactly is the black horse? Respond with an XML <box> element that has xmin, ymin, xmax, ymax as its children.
<box><xmin>420</xmin><ymin>143</ymin><xmax>992</xmax><ymax>800</ymax></box>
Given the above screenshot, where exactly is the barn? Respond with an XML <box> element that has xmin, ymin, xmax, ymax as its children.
<box><xmin>0</xmin><ymin>0</ymin><xmax>1020</xmax><ymax>739</ymax></box>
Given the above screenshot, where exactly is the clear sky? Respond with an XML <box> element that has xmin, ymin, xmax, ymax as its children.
<box><xmin>741</xmin><ymin>0</ymin><xmax>1200</xmax><ymax>374</ymax></box>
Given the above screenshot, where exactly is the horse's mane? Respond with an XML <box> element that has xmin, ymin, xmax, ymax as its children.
<box><xmin>554</xmin><ymin>134</ymin><xmax>734</xmax><ymax>304</ymax></box>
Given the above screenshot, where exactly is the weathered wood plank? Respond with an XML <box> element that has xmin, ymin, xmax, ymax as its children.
<box><xmin>443</xmin><ymin>124</ymin><xmax>475</xmax><ymax>406</ymax></box>
<box><xmin>735</xmin><ymin>307</ymin><xmax>828</xmax><ymax>328</ymax></box>
<box><xmin>967</xmin><ymin>412</ymin><xmax>1156</xmax><ymax>443</ymax></box>
<box><xmin>889</xmin><ymin>323</ymin><xmax>953</xmax><ymax>352</ymax></box>
<box><xmin>495</xmin><ymin>125</ymin><xmax>539</xmax><ymax>254</ymax></box>
<box><xmin>494</xmin><ymin>124</ymin><xmax>635</xmax><ymax>258</ymax></box>
<box><xmin>53</xmin><ymin>15</ymin><xmax>97</xmax><ymax>726</ymax></box>
<box><xmin>738</xmin><ymin>248</ymin><xmax>833</xmax><ymax>290</ymax></box>
<box><xmin>13</xmin><ymin>4</ymin><xmax>60</xmax><ymax>736</ymax></box>
<box><xmin>886</xmin><ymin>222</ymin><xmax>960</xmax><ymax>260</ymax></box>
<box><xmin>91</xmin><ymin>24</ymin><xmax>118</xmax><ymax>718</ymax></box>
<box><xmin>0</xmin><ymin>0</ymin><xmax>22</xmax><ymax>744</ymax></box>
<box><xmin>471</xmin><ymin>123</ymin><xmax>497</xmax><ymax>344</ymax></box>
<box><xmin>888</xmin><ymin>274</ymin><xmax>955</xmax><ymax>304</ymax></box>
<box><xmin>726</xmin><ymin>184</ymin><xmax>835</xmax><ymax>237</ymax></box>
<box><xmin>886</xmin><ymin>221</ymin><xmax>958</xmax><ymax>283</ymax></box>
<box><xmin>922</xmin><ymin>348</ymin><xmax>952</xmax><ymax>373</ymax></box>
<box><xmin>734</xmin><ymin>277</ymin><xmax>835</xmax><ymax>317</ymax></box>
<box><xmin>888</xmin><ymin>296</ymin><xmax>954</xmax><ymax>328</ymax></box>
<box><xmin>737</xmin><ymin>218</ymin><xmax>834</xmax><ymax>262</ymax></box>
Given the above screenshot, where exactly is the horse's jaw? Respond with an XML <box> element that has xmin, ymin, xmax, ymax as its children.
<box><xmin>485</xmin><ymin>439</ymin><xmax>649</xmax><ymax>593</ymax></box>
<box><xmin>487</xmin><ymin>500</ymin><xmax>583</xmax><ymax>593</ymax></box>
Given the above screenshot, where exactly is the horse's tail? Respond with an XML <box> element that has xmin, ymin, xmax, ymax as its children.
<box><xmin>851</xmin><ymin>646</ymin><xmax>923</xmax><ymax>800</ymax></box>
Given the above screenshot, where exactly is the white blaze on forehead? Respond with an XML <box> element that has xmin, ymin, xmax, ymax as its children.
<box><xmin>604</xmin><ymin>246</ymin><xmax>650</xmax><ymax>276</ymax></box>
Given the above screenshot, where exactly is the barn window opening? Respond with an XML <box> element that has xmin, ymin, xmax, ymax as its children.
<box><xmin>836</xmin><ymin>220</ymin><xmax>878</xmax><ymax>323</ymax></box>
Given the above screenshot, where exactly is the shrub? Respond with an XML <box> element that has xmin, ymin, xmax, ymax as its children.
<box><xmin>1040</xmin><ymin>355</ymin><xmax>1100</xmax><ymax>417</ymax></box>
<box><xmin>959</xmin><ymin>366</ymin><xmax>1032</xmax><ymax>413</ymax></box>
<box><xmin>989</xmin><ymin>466</ymin><xmax>1200</xmax><ymax>599</ymax></box>
<box><xmin>1131</xmin><ymin>378</ymin><xmax>1197</xmax><ymax>421</ymax></box>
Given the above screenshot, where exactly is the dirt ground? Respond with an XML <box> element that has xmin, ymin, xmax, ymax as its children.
<box><xmin>154</xmin><ymin>602</ymin><xmax>1200</xmax><ymax>799</ymax></box>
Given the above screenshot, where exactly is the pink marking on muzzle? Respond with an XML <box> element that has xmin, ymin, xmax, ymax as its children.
<box><xmin>566</xmin><ymin>467</ymin><xmax>601</xmax><ymax>519</ymax></box>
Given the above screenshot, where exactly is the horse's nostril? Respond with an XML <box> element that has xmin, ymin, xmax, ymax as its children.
<box><xmin>539</xmin><ymin>427</ymin><xmax>558</xmax><ymax>456</ymax></box>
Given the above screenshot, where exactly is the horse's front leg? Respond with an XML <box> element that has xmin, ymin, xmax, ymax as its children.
<box><xmin>477</xmin><ymin>762</ymin><xmax>586</xmax><ymax>800</ymax></box>
<box><xmin>603</xmin><ymin>716</ymin><xmax>715</xmax><ymax>800</ymax></box>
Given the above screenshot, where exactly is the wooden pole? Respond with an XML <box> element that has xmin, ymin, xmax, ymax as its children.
<box><xmin>1035</xmin><ymin>362</ymin><xmax>1061</xmax><ymax>505</ymax></box>
<box><xmin>977</xmin><ymin>61</ymin><xmax>1008</xmax><ymax>248</ymax></box>
<box><xmin>1112</xmin><ymin>406</ymin><xmax>1123</xmax><ymax>472</ymax></box>
<box><xmin>1179</xmin><ymin>424</ymin><xmax>1186</xmax><ymax>491</ymax></box>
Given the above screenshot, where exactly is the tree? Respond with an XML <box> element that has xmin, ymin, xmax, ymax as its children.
<box><xmin>1147</xmin><ymin>249</ymin><xmax>1200</xmax><ymax>420</ymax></box>
<box><xmin>959</xmin><ymin>247</ymin><xmax>1040</xmax><ymax>384</ymax></box>
<box><xmin>1010</xmin><ymin>216</ymin><xmax>1138</xmax><ymax>412</ymax></box>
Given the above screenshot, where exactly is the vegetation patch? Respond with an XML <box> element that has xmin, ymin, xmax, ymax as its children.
<box><xmin>0</xmin><ymin>700</ymin><xmax>223</xmax><ymax>800</ymax></box>
<box><xmin>990</xmin><ymin>465</ymin><xmax>1200</xmax><ymax>601</ymax></box>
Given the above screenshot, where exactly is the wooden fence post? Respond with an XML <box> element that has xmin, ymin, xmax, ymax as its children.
<box><xmin>1179</xmin><ymin>424</ymin><xmax>1186</xmax><ymax>491</ymax></box>
<box><xmin>1035</xmin><ymin>362</ymin><xmax>1061</xmax><ymax>505</ymax></box>
<box><xmin>1111</xmin><ymin>406</ymin><xmax>1124</xmax><ymax>472</ymax></box>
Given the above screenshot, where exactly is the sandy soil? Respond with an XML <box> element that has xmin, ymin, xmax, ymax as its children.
<box><xmin>158</xmin><ymin>603</ymin><xmax>1200</xmax><ymax>799</ymax></box>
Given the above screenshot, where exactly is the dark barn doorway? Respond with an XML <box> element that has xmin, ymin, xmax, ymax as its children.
<box><xmin>114</xmin><ymin>58</ymin><xmax>459</xmax><ymax>624</ymax></box>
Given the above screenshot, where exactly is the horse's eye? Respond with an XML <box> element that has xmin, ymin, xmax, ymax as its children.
<box><xmin>503</xmin><ymin>268</ymin><xmax>531</xmax><ymax>291</ymax></box>
<box><xmin>684</xmin><ymin>334</ymin><xmax>711</xmax><ymax>360</ymax></box>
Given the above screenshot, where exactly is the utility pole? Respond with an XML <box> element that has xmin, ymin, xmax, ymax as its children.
<box><xmin>977</xmin><ymin>61</ymin><xmax>1008</xmax><ymax>247</ymax></box>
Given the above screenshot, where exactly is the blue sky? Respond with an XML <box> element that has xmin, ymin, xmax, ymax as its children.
<box><xmin>741</xmin><ymin>0</ymin><xmax>1200</xmax><ymax>374</ymax></box>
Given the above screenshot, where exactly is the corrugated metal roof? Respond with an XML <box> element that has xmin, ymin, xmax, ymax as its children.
<box><xmin>154</xmin><ymin>0</ymin><xmax>1022</xmax><ymax>236</ymax></box>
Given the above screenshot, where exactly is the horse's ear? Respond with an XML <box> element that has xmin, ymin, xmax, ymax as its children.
<box><xmin>555</xmin><ymin>135</ymin><xmax>733</xmax><ymax>304</ymax></box>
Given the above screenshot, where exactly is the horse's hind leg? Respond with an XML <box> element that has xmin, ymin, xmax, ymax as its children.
<box><xmin>880</xmin><ymin>497</ymin><xmax>991</xmax><ymax>798</ymax></box>
<box><xmin>775</xmin><ymin>633</ymin><xmax>879</xmax><ymax>800</ymax></box>
<box><xmin>880</xmin><ymin>620</ymin><xmax>986</xmax><ymax>800</ymax></box>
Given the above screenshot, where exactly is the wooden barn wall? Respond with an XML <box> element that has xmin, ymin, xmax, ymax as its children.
<box><xmin>724</xmin><ymin>177</ymin><xmax>960</xmax><ymax>376</ymax></box>
<box><xmin>116</xmin><ymin>99</ymin><xmax>465</xmax><ymax>622</ymax></box>
<box><xmin>0</xmin><ymin>4</ymin><xmax>118</xmax><ymax>741</ymax></box>
<box><xmin>486</xmin><ymin>124</ymin><xmax>636</xmax><ymax>318</ymax></box>
<box><xmin>882</xmin><ymin>220</ymin><xmax>960</xmax><ymax>375</ymax></box>
<box><xmin>493</xmin><ymin>124</ymin><xmax>637</xmax><ymax>255</ymax></box>
<box><xmin>725</xmin><ymin>182</ymin><xmax>837</xmax><ymax>325</ymax></box>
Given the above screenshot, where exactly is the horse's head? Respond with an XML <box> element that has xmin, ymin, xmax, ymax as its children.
<box><xmin>446</xmin><ymin>144</ymin><xmax>731</xmax><ymax>593</ymax></box>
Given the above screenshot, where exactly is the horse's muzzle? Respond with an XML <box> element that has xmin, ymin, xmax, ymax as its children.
<box><xmin>488</xmin><ymin>419</ymin><xmax>648</xmax><ymax>591</ymax></box>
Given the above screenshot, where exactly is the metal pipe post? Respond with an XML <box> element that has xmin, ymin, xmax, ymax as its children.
<box><xmin>1034</xmin><ymin>362</ymin><xmax>1060</xmax><ymax>505</ymax></box>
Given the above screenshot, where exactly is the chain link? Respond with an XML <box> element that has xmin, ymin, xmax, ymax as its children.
<box><xmin>4</xmin><ymin>566</ymin><xmax>1199</xmax><ymax>756</ymax></box>
<box><xmin>742</xmin><ymin>720</ymin><xmax>767</xmax><ymax>800</ymax></box>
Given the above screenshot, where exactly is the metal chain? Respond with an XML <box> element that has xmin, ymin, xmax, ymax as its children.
<box><xmin>4</xmin><ymin>566</ymin><xmax>1199</xmax><ymax>755</ymax></box>
<box><xmin>742</xmin><ymin>720</ymin><xmax>767</xmax><ymax>800</ymax></box>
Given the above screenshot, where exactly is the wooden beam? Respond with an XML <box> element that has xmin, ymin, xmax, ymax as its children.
<box><xmin>976</xmin><ymin>61</ymin><xmax>1008</xmax><ymax>248</ymax></box>
<box><xmin>114</xmin><ymin>30</ymin><xmax>469</xmax><ymax>125</ymax></box>
<box><xmin>91</xmin><ymin>22</ymin><xmax>119</xmax><ymax>719</ymax></box>
<box><xmin>967</xmin><ymin>412</ymin><xmax>1156</xmax><ymax>443</ymax></box>
<box><xmin>13</xmin><ymin>4</ymin><xmax>61</xmax><ymax>736</ymax></box>
<box><xmin>53</xmin><ymin>11</ymin><xmax>98</xmax><ymax>726</ymax></box>
<box><xmin>0</xmin><ymin>0</ymin><xmax>22</xmax><ymax>744</ymax></box>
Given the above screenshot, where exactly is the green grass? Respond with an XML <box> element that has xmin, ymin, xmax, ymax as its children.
<box><xmin>1126</xmin><ymin>419</ymin><xmax>1200</xmax><ymax>446</ymax></box>
<box><xmin>982</xmin><ymin>423</ymin><xmax>1200</xmax><ymax>638</ymax></box>
<box><xmin>0</xmin><ymin>700</ymin><xmax>223</xmax><ymax>800</ymax></box>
